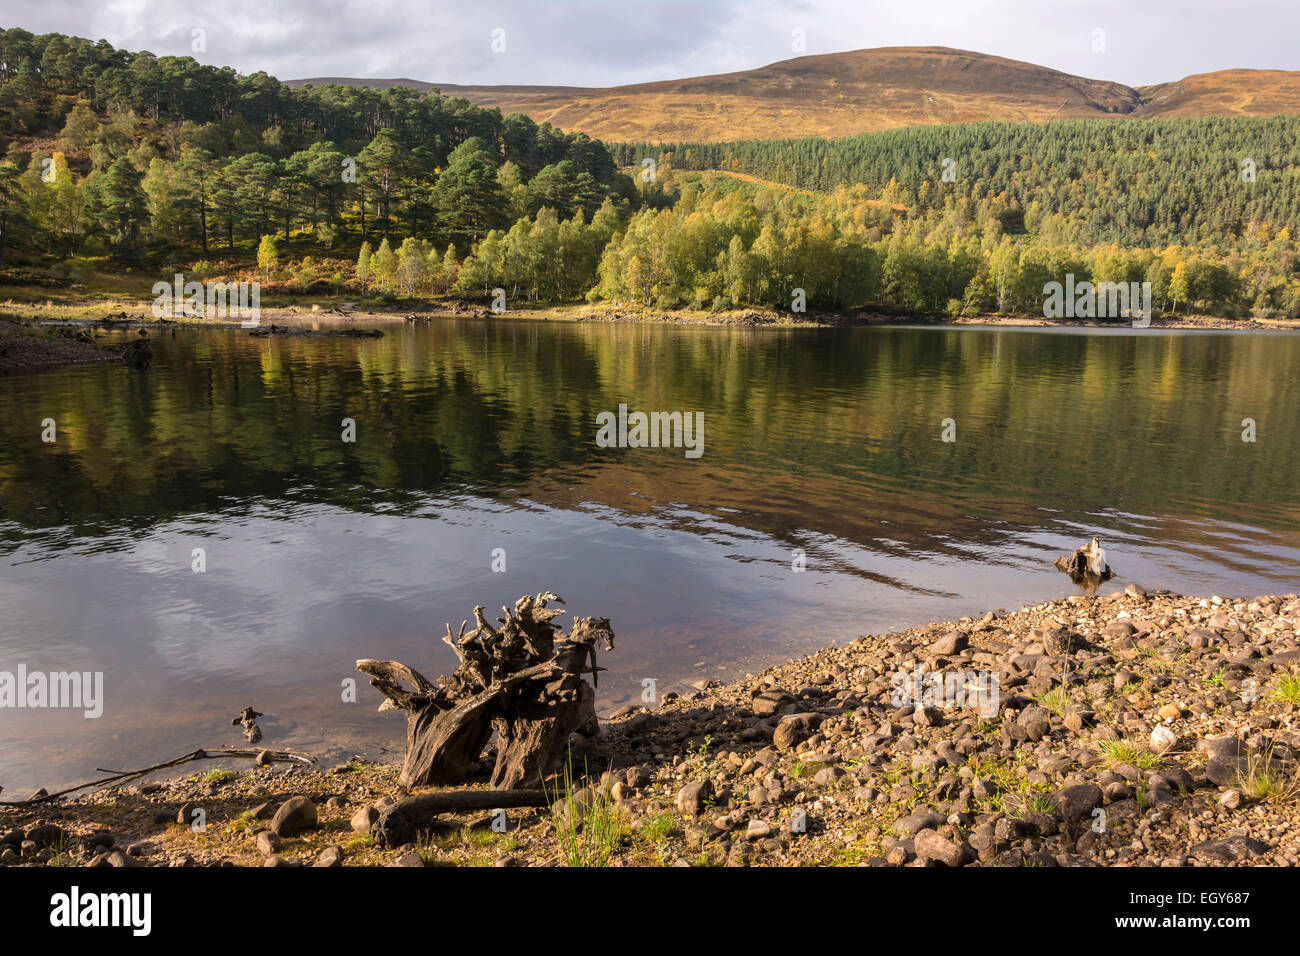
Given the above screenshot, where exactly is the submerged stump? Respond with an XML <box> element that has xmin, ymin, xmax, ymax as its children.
<box><xmin>357</xmin><ymin>592</ymin><xmax>613</xmax><ymax>790</ymax></box>
<box><xmin>1054</xmin><ymin>536</ymin><xmax>1115</xmax><ymax>587</ymax></box>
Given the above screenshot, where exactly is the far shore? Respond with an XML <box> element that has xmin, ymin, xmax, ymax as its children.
<box><xmin>5</xmin><ymin>293</ymin><xmax>1299</xmax><ymax>333</ymax></box>
<box><xmin>4</xmin><ymin>294</ymin><xmax>1297</xmax><ymax>372</ymax></box>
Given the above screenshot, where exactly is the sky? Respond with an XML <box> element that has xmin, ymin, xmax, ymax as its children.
<box><xmin>3</xmin><ymin>0</ymin><xmax>1298</xmax><ymax>89</ymax></box>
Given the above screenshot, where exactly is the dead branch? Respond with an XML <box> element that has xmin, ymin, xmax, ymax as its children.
<box><xmin>0</xmin><ymin>747</ymin><xmax>315</xmax><ymax>808</ymax></box>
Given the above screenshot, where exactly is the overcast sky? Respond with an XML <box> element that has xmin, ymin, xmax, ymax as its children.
<box><xmin>4</xmin><ymin>0</ymin><xmax>1298</xmax><ymax>89</ymax></box>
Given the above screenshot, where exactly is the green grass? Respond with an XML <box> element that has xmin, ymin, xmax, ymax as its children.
<box><xmin>686</xmin><ymin>734</ymin><xmax>714</xmax><ymax>760</ymax></box>
<box><xmin>1236</xmin><ymin>748</ymin><xmax>1300</xmax><ymax>803</ymax></box>
<box><xmin>203</xmin><ymin>769</ymin><xmax>236</xmax><ymax>784</ymax></box>
<box><xmin>549</xmin><ymin>756</ymin><xmax>625</xmax><ymax>868</ymax></box>
<box><xmin>1271</xmin><ymin>669</ymin><xmax>1300</xmax><ymax>705</ymax></box>
<box><xmin>1039</xmin><ymin>686</ymin><xmax>1072</xmax><ymax>719</ymax></box>
<box><xmin>967</xmin><ymin>753</ymin><xmax>1053</xmax><ymax>819</ymax></box>
<box><xmin>1096</xmin><ymin>738</ymin><xmax>1160</xmax><ymax>771</ymax></box>
<box><xmin>343</xmin><ymin>833</ymin><xmax>375</xmax><ymax>853</ymax></box>
<box><xmin>641</xmin><ymin>812</ymin><xmax>675</xmax><ymax>843</ymax></box>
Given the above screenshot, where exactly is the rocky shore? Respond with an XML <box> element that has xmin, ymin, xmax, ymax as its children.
<box><xmin>3</xmin><ymin>587</ymin><xmax>1299</xmax><ymax>867</ymax></box>
<box><xmin>0</xmin><ymin>317</ymin><xmax>136</xmax><ymax>372</ymax></box>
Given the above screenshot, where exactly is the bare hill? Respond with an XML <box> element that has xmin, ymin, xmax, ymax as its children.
<box><xmin>288</xmin><ymin>46</ymin><xmax>1300</xmax><ymax>143</ymax></box>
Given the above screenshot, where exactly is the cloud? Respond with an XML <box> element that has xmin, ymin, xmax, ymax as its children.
<box><xmin>3</xmin><ymin>0</ymin><xmax>1296</xmax><ymax>88</ymax></box>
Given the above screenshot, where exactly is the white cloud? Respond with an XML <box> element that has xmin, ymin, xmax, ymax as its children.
<box><xmin>3</xmin><ymin>0</ymin><xmax>1296</xmax><ymax>88</ymax></box>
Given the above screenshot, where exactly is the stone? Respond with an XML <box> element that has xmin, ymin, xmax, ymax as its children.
<box><xmin>813</xmin><ymin>766</ymin><xmax>845</xmax><ymax>786</ymax></box>
<box><xmin>746</xmin><ymin>819</ymin><xmax>773</xmax><ymax>840</ymax></box>
<box><xmin>751</xmin><ymin>690</ymin><xmax>794</xmax><ymax>716</ymax></box>
<box><xmin>625</xmin><ymin>766</ymin><xmax>651</xmax><ymax>789</ymax></box>
<box><xmin>1042</xmin><ymin>628</ymin><xmax>1073</xmax><ymax>656</ymax></box>
<box><xmin>1197</xmin><ymin>737</ymin><xmax>1245</xmax><ymax>760</ymax></box>
<box><xmin>1190</xmin><ymin>836</ymin><xmax>1268</xmax><ymax>863</ymax></box>
<box><xmin>25</xmin><ymin>824</ymin><xmax>67</xmax><ymax>850</ymax></box>
<box><xmin>1206</xmin><ymin>756</ymin><xmax>1248</xmax><ymax>787</ymax></box>
<box><xmin>81</xmin><ymin>830</ymin><xmax>115</xmax><ymax>852</ymax></box>
<box><xmin>914</xmin><ymin>829</ymin><xmax>968</xmax><ymax>867</ymax></box>
<box><xmin>1150</xmin><ymin>726</ymin><xmax>1177</xmax><ymax>752</ymax></box>
<box><xmin>393</xmin><ymin>851</ymin><xmax>425</xmax><ymax>867</ymax></box>
<box><xmin>271</xmin><ymin>795</ymin><xmax>318</xmax><ymax>837</ymax></box>
<box><xmin>351</xmin><ymin>805</ymin><xmax>379</xmax><ymax>833</ymax></box>
<box><xmin>773</xmin><ymin>721</ymin><xmax>803</xmax><ymax>752</ymax></box>
<box><xmin>314</xmin><ymin>845</ymin><xmax>344</xmax><ymax>867</ymax></box>
<box><xmin>256</xmin><ymin>831</ymin><xmax>283</xmax><ymax>855</ymax></box>
<box><xmin>676</xmin><ymin>779</ymin><xmax>714</xmax><ymax>816</ymax></box>
<box><xmin>895</xmin><ymin>809</ymin><xmax>943</xmax><ymax>836</ymax></box>
<box><xmin>929</xmin><ymin>631</ymin><xmax>968</xmax><ymax>656</ymax></box>
<box><xmin>1017</xmin><ymin>706</ymin><xmax>1052</xmax><ymax>741</ymax></box>
<box><xmin>1051</xmin><ymin>784</ymin><xmax>1104</xmax><ymax>825</ymax></box>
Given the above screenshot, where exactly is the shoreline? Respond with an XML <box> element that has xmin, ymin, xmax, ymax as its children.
<box><xmin>4</xmin><ymin>586</ymin><xmax>1298</xmax><ymax>867</ymax></box>
<box><xmin>5</xmin><ymin>294</ymin><xmax>1298</xmax><ymax>337</ymax></box>
<box><xmin>0</xmin><ymin>317</ymin><xmax>147</xmax><ymax>374</ymax></box>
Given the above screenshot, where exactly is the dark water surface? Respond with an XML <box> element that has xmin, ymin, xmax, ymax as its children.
<box><xmin>2</xmin><ymin>320</ymin><xmax>1299</xmax><ymax>791</ymax></box>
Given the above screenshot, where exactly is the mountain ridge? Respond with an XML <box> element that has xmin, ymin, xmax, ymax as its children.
<box><xmin>286</xmin><ymin>46</ymin><xmax>1300</xmax><ymax>142</ymax></box>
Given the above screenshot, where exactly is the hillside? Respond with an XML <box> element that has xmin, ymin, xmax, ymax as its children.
<box><xmin>1136</xmin><ymin>69</ymin><xmax>1300</xmax><ymax>119</ymax></box>
<box><xmin>289</xmin><ymin>46</ymin><xmax>1300</xmax><ymax>143</ymax></box>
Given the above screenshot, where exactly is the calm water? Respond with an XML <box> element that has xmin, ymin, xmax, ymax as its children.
<box><xmin>3</xmin><ymin>320</ymin><xmax>1300</xmax><ymax>791</ymax></box>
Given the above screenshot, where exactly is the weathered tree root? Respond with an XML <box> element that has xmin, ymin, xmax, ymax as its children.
<box><xmin>357</xmin><ymin>592</ymin><xmax>614</xmax><ymax>790</ymax></box>
<box><xmin>373</xmin><ymin>788</ymin><xmax>550</xmax><ymax>847</ymax></box>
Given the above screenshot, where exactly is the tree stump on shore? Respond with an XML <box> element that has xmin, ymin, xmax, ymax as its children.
<box><xmin>1054</xmin><ymin>537</ymin><xmax>1114</xmax><ymax>586</ymax></box>
<box><xmin>357</xmin><ymin>592</ymin><xmax>613</xmax><ymax>790</ymax></box>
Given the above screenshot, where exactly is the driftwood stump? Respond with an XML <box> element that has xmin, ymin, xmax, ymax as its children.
<box><xmin>1054</xmin><ymin>537</ymin><xmax>1115</xmax><ymax>586</ymax></box>
<box><xmin>357</xmin><ymin>592</ymin><xmax>613</xmax><ymax>790</ymax></box>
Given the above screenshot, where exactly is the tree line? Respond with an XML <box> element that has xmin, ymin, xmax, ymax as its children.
<box><xmin>2</xmin><ymin>27</ymin><xmax>1297</xmax><ymax>319</ymax></box>
<box><xmin>0</xmin><ymin>27</ymin><xmax>635</xmax><ymax>263</ymax></box>
<box><xmin>616</xmin><ymin>115</ymin><xmax>1300</xmax><ymax>248</ymax></box>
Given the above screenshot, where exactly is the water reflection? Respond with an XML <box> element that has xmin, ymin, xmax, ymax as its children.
<box><xmin>1</xmin><ymin>321</ymin><xmax>1298</xmax><ymax>790</ymax></box>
